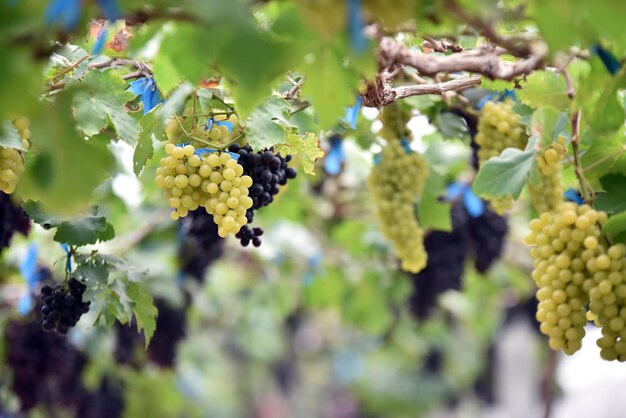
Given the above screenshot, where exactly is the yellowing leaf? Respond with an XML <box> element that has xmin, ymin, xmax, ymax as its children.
<box><xmin>275</xmin><ymin>132</ymin><xmax>326</xmax><ymax>175</ymax></box>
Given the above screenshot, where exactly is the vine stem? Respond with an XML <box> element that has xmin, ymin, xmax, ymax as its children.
<box><xmin>570</xmin><ymin>109</ymin><xmax>594</xmax><ymax>203</ymax></box>
<box><xmin>49</xmin><ymin>54</ymin><xmax>89</xmax><ymax>81</ymax></box>
<box><xmin>191</xmin><ymin>89</ymin><xmax>198</xmax><ymax>132</ymax></box>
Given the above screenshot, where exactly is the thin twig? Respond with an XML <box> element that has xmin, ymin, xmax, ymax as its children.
<box><xmin>50</xmin><ymin>54</ymin><xmax>89</xmax><ymax>81</ymax></box>
<box><xmin>561</xmin><ymin>68</ymin><xmax>576</xmax><ymax>99</ymax></box>
<box><xmin>570</xmin><ymin>109</ymin><xmax>594</xmax><ymax>203</ymax></box>
<box><xmin>283</xmin><ymin>76</ymin><xmax>304</xmax><ymax>100</ymax></box>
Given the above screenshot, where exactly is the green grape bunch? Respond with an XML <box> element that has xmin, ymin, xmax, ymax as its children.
<box><xmin>475</xmin><ymin>100</ymin><xmax>529</xmax><ymax>214</ymax></box>
<box><xmin>368</xmin><ymin>138</ymin><xmax>429</xmax><ymax>273</ymax></box>
<box><xmin>155</xmin><ymin>143</ymin><xmax>253</xmax><ymax>237</ymax></box>
<box><xmin>528</xmin><ymin>141</ymin><xmax>566</xmax><ymax>214</ymax></box>
<box><xmin>525</xmin><ymin>202</ymin><xmax>608</xmax><ymax>355</ymax></box>
<box><xmin>0</xmin><ymin>117</ymin><xmax>30</xmax><ymax>194</ymax></box>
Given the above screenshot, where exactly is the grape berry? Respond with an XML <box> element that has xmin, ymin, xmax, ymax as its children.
<box><xmin>228</xmin><ymin>144</ymin><xmax>297</xmax><ymax>247</ymax></box>
<box><xmin>40</xmin><ymin>278</ymin><xmax>90</xmax><ymax>334</ymax></box>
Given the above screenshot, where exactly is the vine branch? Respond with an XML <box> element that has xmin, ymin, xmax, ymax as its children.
<box><xmin>379</xmin><ymin>36</ymin><xmax>546</xmax><ymax>81</ymax></box>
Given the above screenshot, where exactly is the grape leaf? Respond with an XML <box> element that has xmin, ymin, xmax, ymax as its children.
<box><xmin>0</xmin><ymin>121</ymin><xmax>25</xmax><ymax>150</ymax></box>
<box><xmin>245</xmin><ymin>95</ymin><xmax>292</xmax><ymax>150</ymax></box>
<box><xmin>300</xmin><ymin>40</ymin><xmax>360</xmax><ymax>130</ymax></box>
<box><xmin>73</xmin><ymin>71</ymin><xmax>141</xmax><ymax>145</ymax></box>
<box><xmin>436</xmin><ymin>112</ymin><xmax>468</xmax><ymax>141</ymax></box>
<box><xmin>53</xmin><ymin>216</ymin><xmax>111</xmax><ymax>246</ymax></box>
<box><xmin>603</xmin><ymin>212</ymin><xmax>626</xmax><ymax>245</ymax></box>
<box><xmin>23</xmin><ymin>201</ymin><xmax>115</xmax><ymax>245</ymax></box>
<box><xmin>134</xmin><ymin>108</ymin><xmax>166</xmax><ymax>176</ymax></box>
<box><xmin>152</xmin><ymin>24</ymin><xmax>220</xmax><ymax>94</ymax></box>
<box><xmin>418</xmin><ymin>170</ymin><xmax>452</xmax><ymax>231</ymax></box>
<box><xmin>77</xmin><ymin>253</ymin><xmax>156</xmax><ymax>345</ymax></box>
<box><xmin>126</xmin><ymin>282</ymin><xmax>158</xmax><ymax>348</ymax></box>
<box><xmin>581</xmin><ymin>129</ymin><xmax>626</xmax><ymax>182</ymax></box>
<box><xmin>274</xmin><ymin>132</ymin><xmax>326</xmax><ymax>175</ymax></box>
<box><xmin>22</xmin><ymin>200</ymin><xmax>63</xmax><ymax>226</ymax></box>
<box><xmin>159</xmin><ymin>83</ymin><xmax>194</xmax><ymax>122</ymax></box>
<box><xmin>519</xmin><ymin>71</ymin><xmax>570</xmax><ymax>111</ymax></box>
<box><xmin>595</xmin><ymin>174</ymin><xmax>626</xmax><ymax>214</ymax></box>
<box><xmin>473</xmin><ymin>141</ymin><xmax>537</xmax><ymax>199</ymax></box>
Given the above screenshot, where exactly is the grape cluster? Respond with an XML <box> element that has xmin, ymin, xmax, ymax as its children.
<box><xmin>408</xmin><ymin>204</ymin><xmax>469</xmax><ymax>319</ymax></box>
<box><xmin>527</xmin><ymin>142</ymin><xmax>565</xmax><ymax>214</ymax></box>
<box><xmin>198</xmin><ymin>114</ymin><xmax>240</xmax><ymax>146</ymax></box>
<box><xmin>475</xmin><ymin>100</ymin><xmax>528</xmax><ymax>213</ymax></box>
<box><xmin>467</xmin><ymin>205</ymin><xmax>508</xmax><ymax>273</ymax></box>
<box><xmin>179</xmin><ymin>209</ymin><xmax>224</xmax><ymax>282</ymax></box>
<box><xmin>585</xmin><ymin>243</ymin><xmax>626</xmax><ymax>361</ymax></box>
<box><xmin>0</xmin><ymin>118</ymin><xmax>29</xmax><ymax>194</ymax></box>
<box><xmin>4</xmin><ymin>317</ymin><xmax>86</xmax><ymax>411</ymax></box>
<box><xmin>155</xmin><ymin>143</ymin><xmax>254</xmax><ymax>236</ymax></box>
<box><xmin>408</xmin><ymin>201</ymin><xmax>508</xmax><ymax>319</ymax></box>
<box><xmin>147</xmin><ymin>298</ymin><xmax>187</xmax><ymax>367</ymax></box>
<box><xmin>228</xmin><ymin>144</ymin><xmax>297</xmax><ymax>246</ymax></box>
<box><xmin>525</xmin><ymin>202</ymin><xmax>607</xmax><ymax>355</ymax></box>
<box><xmin>40</xmin><ymin>278</ymin><xmax>90</xmax><ymax>334</ymax></box>
<box><xmin>76</xmin><ymin>377</ymin><xmax>125</xmax><ymax>418</ymax></box>
<box><xmin>368</xmin><ymin>137</ymin><xmax>429</xmax><ymax>273</ymax></box>
<box><xmin>0</xmin><ymin>191</ymin><xmax>30</xmax><ymax>252</ymax></box>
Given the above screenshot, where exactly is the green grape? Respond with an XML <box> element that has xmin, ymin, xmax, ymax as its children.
<box><xmin>525</xmin><ymin>202</ymin><xmax>607</xmax><ymax>355</ymax></box>
<box><xmin>476</xmin><ymin>100</ymin><xmax>529</xmax><ymax>213</ymax></box>
<box><xmin>586</xmin><ymin>243</ymin><xmax>626</xmax><ymax>361</ymax></box>
<box><xmin>156</xmin><ymin>144</ymin><xmax>253</xmax><ymax>231</ymax></box>
<box><xmin>0</xmin><ymin>118</ymin><xmax>30</xmax><ymax>194</ymax></box>
<box><xmin>368</xmin><ymin>115</ymin><xmax>429</xmax><ymax>273</ymax></box>
<box><xmin>528</xmin><ymin>142</ymin><xmax>566</xmax><ymax>213</ymax></box>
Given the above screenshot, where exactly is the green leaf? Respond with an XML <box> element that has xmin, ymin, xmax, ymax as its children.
<box><xmin>0</xmin><ymin>121</ymin><xmax>25</xmax><ymax>150</ymax></box>
<box><xmin>418</xmin><ymin>171</ymin><xmax>451</xmax><ymax>231</ymax></box>
<box><xmin>22</xmin><ymin>201</ymin><xmax>114</xmax><ymax>245</ymax></box>
<box><xmin>54</xmin><ymin>216</ymin><xmax>110</xmax><ymax>246</ymax></box>
<box><xmin>595</xmin><ymin>174</ymin><xmax>626</xmax><ymax>214</ymax></box>
<box><xmin>436</xmin><ymin>112</ymin><xmax>468</xmax><ymax>141</ymax></box>
<box><xmin>245</xmin><ymin>95</ymin><xmax>292</xmax><ymax>150</ymax></box>
<box><xmin>73</xmin><ymin>71</ymin><xmax>141</xmax><ymax>145</ymax></box>
<box><xmin>300</xmin><ymin>40</ymin><xmax>360</xmax><ymax>129</ymax></box>
<box><xmin>134</xmin><ymin>109</ymin><xmax>166</xmax><ymax>175</ymax></box>
<box><xmin>152</xmin><ymin>24</ymin><xmax>220</xmax><ymax>94</ymax></box>
<box><xmin>22</xmin><ymin>200</ymin><xmax>63</xmax><ymax>227</ymax></box>
<box><xmin>274</xmin><ymin>132</ymin><xmax>325</xmax><ymax>175</ymax></box>
<box><xmin>126</xmin><ymin>282</ymin><xmax>158</xmax><ymax>347</ymax></box>
<box><xmin>519</xmin><ymin>70</ymin><xmax>570</xmax><ymax>111</ymax></box>
<box><xmin>531</xmin><ymin>107</ymin><xmax>568</xmax><ymax>145</ymax></box>
<box><xmin>604</xmin><ymin>212</ymin><xmax>626</xmax><ymax>245</ymax></box>
<box><xmin>17</xmin><ymin>93</ymin><xmax>116</xmax><ymax>212</ymax></box>
<box><xmin>581</xmin><ymin>129</ymin><xmax>626</xmax><ymax>182</ymax></box>
<box><xmin>473</xmin><ymin>140</ymin><xmax>537</xmax><ymax>199</ymax></box>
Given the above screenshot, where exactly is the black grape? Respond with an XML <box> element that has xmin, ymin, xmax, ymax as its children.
<box><xmin>467</xmin><ymin>205</ymin><xmax>508</xmax><ymax>273</ymax></box>
<box><xmin>40</xmin><ymin>278</ymin><xmax>90</xmax><ymax>334</ymax></box>
<box><xmin>147</xmin><ymin>298</ymin><xmax>187</xmax><ymax>367</ymax></box>
<box><xmin>76</xmin><ymin>377</ymin><xmax>125</xmax><ymax>418</ymax></box>
<box><xmin>179</xmin><ymin>210</ymin><xmax>224</xmax><ymax>282</ymax></box>
<box><xmin>408</xmin><ymin>204</ymin><xmax>470</xmax><ymax>319</ymax></box>
<box><xmin>0</xmin><ymin>191</ymin><xmax>30</xmax><ymax>252</ymax></box>
<box><xmin>228</xmin><ymin>144</ymin><xmax>297</xmax><ymax>247</ymax></box>
<box><xmin>4</xmin><ymin>316</ymin><xmax>86</xmax><ymax>411</ymax></box>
